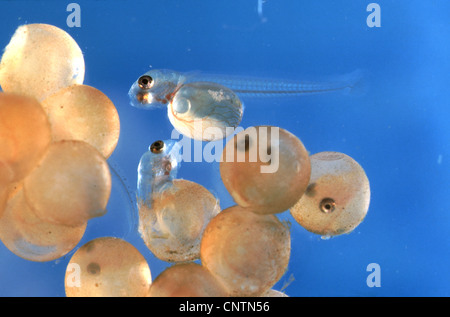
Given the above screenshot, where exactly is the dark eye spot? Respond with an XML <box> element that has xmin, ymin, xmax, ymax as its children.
<box><xmin>138</xmin><ymin>75</ymin><xmax>153</xmax><ymax>89</ymax></box>
<box><xmin>150</xmin><ymin>140</ymin><xmax>165</xmax><ymax>153</ymax></box>
<box><xmin>320</xmin><ymin>198</ymin><xmax>336</xmax><ymax>213</ymax></box>
<box><xmin>87</xmin><ymin>262</ymin><xmax>101</xmax><ymax>275</ymax></box>
<box><xmin>305</xmin><ymin>183</ymin><xmax>317</xmax><ymax>197</ymax></box>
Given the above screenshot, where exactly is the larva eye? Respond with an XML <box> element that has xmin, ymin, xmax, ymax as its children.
<box><xmin>150</xmin><ymin>140</ymin><xmax>165</xmax><ymax>154</ymax></box>
<box><xmin>138</xmin><ymin>75</ymin><xmax>153</xmax><ymax>90</ymax></box>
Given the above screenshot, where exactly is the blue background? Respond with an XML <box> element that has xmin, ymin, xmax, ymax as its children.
<box><xmin>0</xmin><ymin>0</ymin><xmax>449</xmax><ymax>297</ymax></box>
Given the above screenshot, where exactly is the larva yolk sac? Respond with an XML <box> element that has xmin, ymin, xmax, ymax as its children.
<box><xmin>290</xmin><ymin>151</ymin><xmax>371</xmax><ymax>237</ymax></box>
<box><xmin>65</xmin><ymin>237</ymin><xmax>152</xmax><ymax>297</ymax></box>
<box><xmin>138</xmin><ymin>179</ymin><xmax>220</xmax><ymax>262</ymax></box>
<box><xmin>0</xmin><ymin>24</ymin><xmax>85</xmax><ymax>101</ymax></box>
<box><xmin>149</xmin><ymin>262</ymin><xmax>228</xmax><ymax>297</ymax></box>
<box><xmin>168</xmin><ymin>81</ymin><xmax>243</xmax><ymax>141</ymax></box>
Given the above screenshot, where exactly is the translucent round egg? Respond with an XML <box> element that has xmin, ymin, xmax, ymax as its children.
<box><xmin>200</xmin><ymin>205</ymin><xmax>291</xmax><ymax>296</ymax></box>
<box><xmin>0</xmin><ymin>93</ymin><xmax>52</xmax><ymax>185</ymax></box>
<box><xmin>149</xmin><ymin>262</ymin><xmax>228</xmax><ymax>297</ymax></box>
<box><xmin>0</xmin><ymin>24</ymin><xmax>84</xmax><ymax>101</ymax></box>
<box><xmin>41</xmin><ymin>85</ymin><xmax>120</xmax><ymax>158</ymax></box>
<box><xmin>65</xmin><ymin>237</ymin><xmax>152</xmax><ymax>297</ymax></box>
<box><xmin>290</xmin><ymin>151</ymin><xmax>370</xmax><ymax>237</ymax></box>
<box><xmin>23</xmin><ymin>140</ymin><xmax>111</xmax><ymax>227</ymax></box>
<box><xmin>0</xmin><ymin>184</ymin><xmax>86</xmax><ymax>262</ymax></box>
<box><xmin>220</xmin><ymin>126</ymin><xmax>311</xmax><ymax>214</ymax></box>
<box><xmin>139</xmin><ymin>179</ymin><xmax>220</xmax><ymax>262</ymax></box>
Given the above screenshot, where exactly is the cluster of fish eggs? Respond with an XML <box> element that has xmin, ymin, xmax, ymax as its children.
<box><xmin>135</xmin><ymin>126</ymin><xmax>370</xmax><ymax>297</ymax></box>
<box><xmin>0</xmin><ymin>23</ymin><xmax>370</xmax><ymax>297</ymax></box>
<box><xmin>0</xmin><ymin>24</ymin><xmax>125</xmax><ymax>278</ymax></box>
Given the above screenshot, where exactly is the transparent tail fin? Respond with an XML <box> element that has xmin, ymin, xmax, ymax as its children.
<box><xmin>337</xmin><ymin>69</ymin><xmax>368</xmax><ymax>96</ymax></box>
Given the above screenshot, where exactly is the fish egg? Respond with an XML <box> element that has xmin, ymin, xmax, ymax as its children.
<box><xmin>65</xmin><ymin>237</ymin><xmax>152</xmax><ymax>297</ymax></box>
<box><xmin>139</xmin><ymin>179</ymin><xmax>220</xmax><ymax>262</ymax></box>
<box><xmin>23</xmin><ymin>140</ymin><xmax>111</xmax><ymax>227</ymax></box>
<box><xmin>149</xmin><ymin>262</ymin><xmax>228</xmax><ymax>297</ymax></box>
<box><xmin>0</xmin><ymin>184</ymin><xmax>86</xmax><ymax>262</ymax></box>
<box><xmin>0</xmin><ymin>24</ymin><xmax>85</xmax><ymax>101</ymax></box>
<box><xmin>220</xmin><ymin>126</ymin><xmax>311</xmax><ymax>214</ymax></box>
<box><xmin>0</xmin><ymin>93</ymin><xmax>51</xmax><ymax>184</ymax></box>
<box><xmin>290</xmin><ymin>151</ymin><xmax>371</xmax><ymax>236</ymax></box>
<box><xmin>200</xmin><ymin>205</ymin><xmax>291</xmax><ymax>296</ymax></box>
<box><xmin>41</xmin><ymin>85</ymin><xmax>120</xmax><ymax>158</ymax></box>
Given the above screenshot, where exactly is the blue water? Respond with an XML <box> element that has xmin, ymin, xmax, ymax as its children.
<box><xmin>0</xmin><ymin>0</ymin><xmax>449</xmax><ymax>297</ymax></box>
